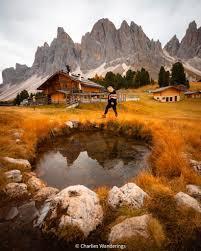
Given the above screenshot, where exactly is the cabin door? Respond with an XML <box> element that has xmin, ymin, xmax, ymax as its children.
<box><xmin>175</xmin><ymin>96</ymin><xmax>177</xmax><ymax>101</ymax></box>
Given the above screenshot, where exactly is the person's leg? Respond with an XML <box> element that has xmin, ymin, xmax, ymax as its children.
<box><xmin>104</xmin><ymin>104</ymin><xmax>111</xmax><ymax>115</ymax></box>
<box><xmin>112</xmin><ymin>104</ymin><xmax>118</xmax><ymax>117</ymax></box>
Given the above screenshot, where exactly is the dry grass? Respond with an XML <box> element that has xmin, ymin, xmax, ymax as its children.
<box><xmin>146</xmin><ymin>190</ymin><xmax>201</xmax><ymax>250</ymax></box>
<box><xmin>0</xmin><ymin>169</ymin><xmax>7</xmax><ymax>189</ymax></box>
<box><xmin>0</xmin><ymin>83</ymin><xmax>201</xmax><ymax>248</ymax></box>
<box><xmin>0</xmin><ymin>85</ymin><xmax>201</xmax><ymax>190</ymax></box>
<box><xmin>112</xmin><ymin>216</ymin><xmax>166</xmax><ymax>251</ymax></box>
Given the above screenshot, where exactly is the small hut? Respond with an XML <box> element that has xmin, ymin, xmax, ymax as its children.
<box><xmin>184</xmin><ymin>90</ymin><xmax>201</xmax><ymax>99</ymax></box>
<box><xmin>37</xmin><ymin>71</ymin><xmax>105</xmax><ymax>104</ymax></box>
<box><xmin>151</xmin><ymin>86</ymin><xmax>182</xmax><ymax>102</ymax></box>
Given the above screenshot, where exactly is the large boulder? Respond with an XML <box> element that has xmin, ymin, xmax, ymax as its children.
<box><xmin>33</xmin><ymin>187</ymin><xmax>59</xmax><ymax>203</ymax></box>
<box><xmin>186</xmin><ymin>184</ymin><xmax>201</xmax><ymax>199</ymax></box>
<box><xmin>35</xmin><ymin>185</ymin><xmax>103</xmax><ymax>238</ymax></box>
<box><xmin>4</xmin><ymin>169</ymin><xmax>22</xmax><ymax>183</ymax></box>
<box><xmin>4</xmin><ymin>183</ymin><xmax>28</xmax><ymax>200</ymax></box>
<box><xmin>18</xmin><ymin>201</ymin><xmax>39</xmax><ymax>223</ymax></box>
<box><xmin>109</xmin><ymin>214</ymin><xmax>151</xmax><ymax>243</ymax></box>
<box><xmin>0</xmin><ymin>206</ymin><xmax>19</xmax><ymax>221</ymax></box>
<box><xmin>27</xmin><ymin>176</ymin><xmax>46</xmax><ymax>193</ymax></box>
<box><xmin>108</xmin><ymin>183</ymin><xmax>149</xmax><ymax>208</ymax></box>
<box><xmin>3</xmin><ymin>157</ymin><xmax>31</xmax><ymax>170</ymax></box>
<box><xmin>175</xmin><ymin>192</ymin><xmax>201</xmax><ymax>213</ymax></box>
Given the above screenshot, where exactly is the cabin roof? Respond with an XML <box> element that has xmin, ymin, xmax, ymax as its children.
<box><xmin>151</xmin><ymin>86</ymin><xmax>182</xmax><ymax>93</ymax></box>
<box><xmin>184</xmin><ymin>90</ymin><xmax>201</xmax><ymax>95</ymax></box>
<box><xmin>37</xmin><ymin>71</ymin><xmax>103</xmax><ymax>90</ymax></box>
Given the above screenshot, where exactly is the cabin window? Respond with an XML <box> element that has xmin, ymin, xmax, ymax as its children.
<box><xmin>170</xmin><ymin>97</ymin><xmax>172</xmax><ymax>102</ymax></box>
<box><xmin>166</xmin><ymin>97</ymin><xmax>169</xmax><ymax>102</ymax></box>
<box><xmin>175</xmin><ymin>96</ymin><xmax>177</xmax><ymax>101</ymax></box>
<box><xmin>162</xmin><ymin>97</ymin><xmax>165</xmax><ymax>100</ymax></box>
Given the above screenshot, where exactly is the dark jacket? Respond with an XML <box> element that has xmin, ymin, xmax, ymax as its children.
<box><xmin>108</xmin><ymin>91</ymin><xmax>117</xmax><ymax>105</ymax></box>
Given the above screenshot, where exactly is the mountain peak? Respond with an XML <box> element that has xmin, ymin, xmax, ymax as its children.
<box><xmin>120</xmin><ymin>20</ymin><xmax>129</xmax><ymax>28</ymax></box>
<box><xmin>57</xmin><ymin>27</ymin><xmax>68</xmax><ymax>39</ymax></box>
<box><xmin>188</xmin><ymin>20</ymin><xmax>197</xmax><ymax>30</ymax></box>
<box><xmin>177</xmin><ymin>20</ymin><xmax>200</xmax><ymax>59</ymax></box>
<box><xmin>91</xmin><ymin>18</ymin><xmax>116</xmax><ymax>33</ymax></box>
<box><xmin>164</xmin><ymin>34</ymin><xmax>180</xmax><ymax>56</ymax></box>
<box><xmin>44</xmin><ymin>42</ymin><xmax>49</xmax><ymax>47</ymax></box>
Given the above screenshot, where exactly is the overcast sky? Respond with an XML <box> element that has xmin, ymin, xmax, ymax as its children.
<box><xmin>0</xmin><ymin>0</ymin><xmax>201</xmax><ymax>82</ymax></box>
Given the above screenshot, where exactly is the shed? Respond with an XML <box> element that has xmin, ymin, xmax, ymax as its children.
<box><xmin>184</xmin><ymin>90</ymin><xmax>201</xmax><ymax>99</ymax></box>
<box><xmin>151</xmin><ymin>86</ymin><xmax>182</xmax><ymax>102</ymax></box>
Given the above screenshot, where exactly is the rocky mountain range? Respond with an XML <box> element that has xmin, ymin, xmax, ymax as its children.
<box><xmin>164</xmin><ymin>21</ymin><xmax>201</xmax><ymax>71</ymax></box>
<box><xmin>0</xmin><ymin>18</ymin><xmax>201</xmax><ymax>100</ymax></box>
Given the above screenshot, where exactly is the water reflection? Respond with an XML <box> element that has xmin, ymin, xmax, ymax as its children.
<box><xmin>36</xmin><ymin>132</ymin><xmax>150</xmax><ymax>188</ymax></box>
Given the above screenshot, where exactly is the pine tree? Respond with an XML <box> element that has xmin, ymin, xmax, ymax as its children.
<box><xmin>114</xmin><ymin>73</ymin><xmax>123</xmax><ymax>90</ymax></box>
<box><xmin>13</xmin><ymin>90</ymin><xmax>29</xmax><ymax>106</ymax></box>
<box><xmin>158</xmin><ymin>66</ymin><xmax>167</xmax><ymax>87</ymax></box>
<box><xmin>145</xmin><ymin>70</ymin><xmax>150</xmax><ymax>85</ymax></box>
<box><xmin>14</xmin><ymin>93</ymin><xmax>21</xmax><ymax>106</ymax></box>
<box><xmin>170</xmin><ymin>62</ymin><xmax>186</xmax><ymax>86</ymax></box>
<box><xmin>164</xmin><ymin>71</ymin><xmax>170</xmax><ymax>86</ymax></box>
<box><xmin>150</xmin><ymin>78</ymin><xmax>155</xmax><ymax>85</ymax></box>
<box><xmin>20</xmin><ymin>90</ymin><xmax>29</xmax><ymax>101</ymax></box>
<box><xmin>134</xmin><ymin>71</ymin><xmax>141</xmax><ymax>88</ymax></box>
<box><xmin>105</xmin><ymin>71</ymin><xmax>116</xmax><ymax>88</ymax></box>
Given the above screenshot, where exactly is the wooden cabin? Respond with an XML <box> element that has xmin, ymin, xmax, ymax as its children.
<box><xmin>184</xmin><ymin>90</ymin><xmax>201</xmax><ymax>99</ymax></box>
<box><xmin>37</xmin><ymin>71</ymin><xmax>104</xmax><ymax>104</ymax></box>
<box><xmin>152</xmin><ymin>86</ymin><xmax>182</xmax><ymax>102</ymax></box>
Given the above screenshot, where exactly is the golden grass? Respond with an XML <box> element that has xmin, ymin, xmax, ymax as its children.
<box><xmin>112</xmin><ymin>216</ymin><xmax>166</xmax><ymax>251</ymax></box>
<box><xmin>0</xmin><ymin>88</ymin><xmax>201</xmax><ymax>248</ymax></box>
<box><xmin>0</xmin><ymin>84</ymin><xmax>200</xmax><ymax>188</ymax></box>
<box><xmin>146</xmin><ymin>190</ymin><xmax>201</xmax><ymax>250</ymax></box>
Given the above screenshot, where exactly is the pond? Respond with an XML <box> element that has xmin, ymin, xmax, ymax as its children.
<box><xmin>35</xmin><ymin>131</ymin><xmax>150</xmax><ymax>189</ymax></box>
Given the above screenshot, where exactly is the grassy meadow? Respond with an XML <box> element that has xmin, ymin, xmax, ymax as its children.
<box><xmin>0</xmin><ymin>82</ymin><xmax>201</xmax><ymax>249</ymax></box>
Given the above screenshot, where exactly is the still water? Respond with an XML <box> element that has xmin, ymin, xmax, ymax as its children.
<box><xmin>35</xmin><ymin>131</ymin><xmax>150</xmax><ymax>189</ymax></box>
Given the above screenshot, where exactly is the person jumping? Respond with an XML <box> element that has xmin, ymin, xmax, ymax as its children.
<box><xmin>102</xmin><ymin>86</ymin><xmax>118</xmax><ymax>118</ymax></box>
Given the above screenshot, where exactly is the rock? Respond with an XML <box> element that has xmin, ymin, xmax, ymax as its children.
<box><xmin>33</xmin><ymin>187</ymin><xmax>59</xmax><ymax>203</ymax></box>
<box><xmin>65</xmin><ymin>121</ymin><xmax>74</xmax><ymax>128</ymax></box>
<box><xmin>0</xmin><ymin>206</ymin><xmax>19</xmax><ymax>221</ymax></box>
<box><xmin>2</xmin><ymin>63</ymin><xmax>30</xmax><ymax>85</ymax></box>
<box><xmin>32</xmin><ymin>27</ymin><xmax>79</xmax><ymax>75</ymax></box>
<box><xmin>175</xmin><ymin>192</ymin><xmax>201</xmax><ymax>213</ymax></box>
<box><xmin>109</xmin><ymin>214</ymin><xmax>151</xmax><ymax>243</ymax></box>
<box><xmin>164</xmin><ymin>35</ymin><xmax>180</xmax><ymax>56</ymax></box>
<box><xmin>35</xmin><ymin>185</ymin><xmax>103</xmax><ymax>238</ymax></box>
<box><xmin>177</xmin><ymin>21</ymin><xmax>201</xmax><ymax>60</ymax></box>
<box><xmin>27</xmin><ymin>177</ymin><xmax>45</xmax><ymax>192</ymax></box>
<box><xmin>18</xmin><ymin>201</ymin><xmax>39</xmax><ymax>223</ymax></box>
<box><xmin>4</xmin><ymin>183</ymin><xmax>28</xmax><ymax>199</ymax></box>
<box><xmin>3</xmin><ymin>157</ymin><xmax>31</xmax><ymax>169</ymax></box>
<box><xmin>1</xmin><ymin>19</ymin><xmax>201</xmax><ymax>95</ymax></box>
<box><xmin>108</xmin><ymin>183</ymin><xmax>149</xmax><ymax>209</ymax></box>
<box><xmin>5</xmin><ymin>207</ymin><xmax>19</xmax><ymax>220</ymax></box>
<box><xmin>65</xmin><ymin>120</ymin><xmax>79</xmax><ymax>128</ymax></box>
<box><xmin>80</xmin><ymin>18</ymin><xmax>164</xmax><ymax>77</ymax></box>
<box><xmin>23</xmin><ymin>172</ymin><xmax>37</xmax><ymax>179</ymax></box>
<box><xmin>189</xmin><ymin>159</ymin><xmax>201</xmax><ymax>173</ymax></box>
<box><xmin>5</xmin><ymin>169</ymin><xmax>22</xmax><ymax>183</ymax></box>
<box><xmin>11</xmin><ymin>129</ymin><xmax>24</xmax><ymax>139</ymax></box>
<box><xmin>186</xmin><ymin>184</ymin><xmax>201</xmax><ymax>198</ymax></box>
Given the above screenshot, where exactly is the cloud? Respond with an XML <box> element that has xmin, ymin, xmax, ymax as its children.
<box><xmin>0</xmin><ymin>0</ymin><xmax>201</xmax><ymax>82</ymax></box>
